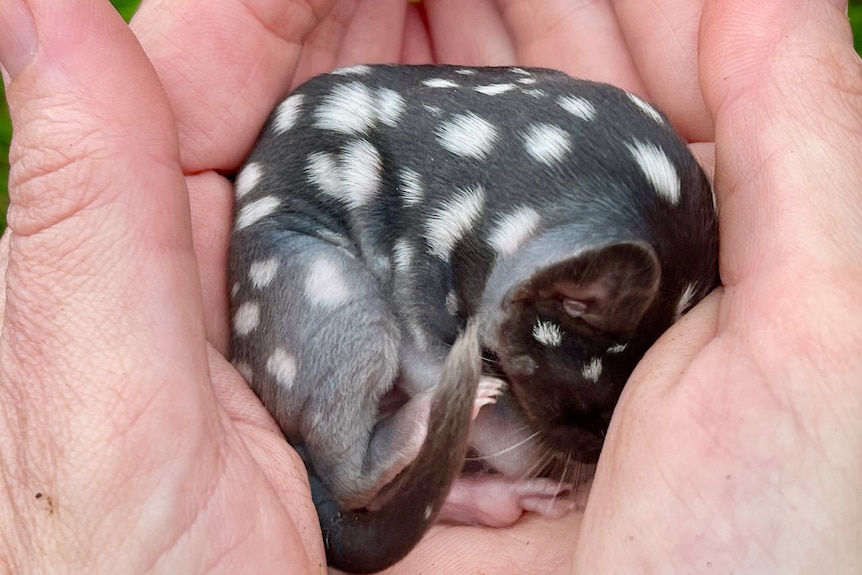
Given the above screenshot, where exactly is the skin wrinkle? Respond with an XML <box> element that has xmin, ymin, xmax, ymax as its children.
<box><xmin>7</xmin><ymin>146</ymin><xmax>112</xmax><ymax>238</ymax></box>
<box><xmin>90</xmin><ymin>388</ymin><xmax>222</xmax><ymax>572</ymax></box>
<box><xmin>0</xmin><ymin>402</ymin><xmax>43</xmax><ymax>572</ymax></box>
<box><xmin>144</xmin><ymin>436</ymin><xmax>227</xmax><ymax>574</ymax></box>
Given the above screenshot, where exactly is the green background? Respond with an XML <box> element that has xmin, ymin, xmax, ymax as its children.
<box><xmin>0</xmin><ymin>0</ymin><xmax>861</xmax><ymax>233</ymax></box>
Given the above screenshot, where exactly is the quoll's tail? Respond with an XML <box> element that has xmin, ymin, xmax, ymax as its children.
<box><xmin>298</xmin><ymin>323</ymin><xmax>482</xmax><ymax>574</ymax></box>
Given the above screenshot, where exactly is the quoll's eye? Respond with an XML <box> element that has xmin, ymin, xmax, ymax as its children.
<box><xmin>562</xmin><ymin>298</ymin><xmax>608</xmax><ymax>332</ymax></box>
<box><xmin>563</xmin><ymin>298</ymin><xmax>586</xmax><ymax>317</ymax></box>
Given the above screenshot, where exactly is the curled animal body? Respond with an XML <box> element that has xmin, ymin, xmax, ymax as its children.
<box><xmin>229</xmin><ymin>64</ymin><xmax>719</xmax><ymax>573</ymax></box>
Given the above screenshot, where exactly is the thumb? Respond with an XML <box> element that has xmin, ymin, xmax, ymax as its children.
<box><xmin>0</xmin><ymin>0</ymin><xmax>218</xmax><ymax>566</ymax></box>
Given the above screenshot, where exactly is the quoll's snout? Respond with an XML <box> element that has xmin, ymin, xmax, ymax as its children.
<box><xmin>503</xmin><ymin>350</ymin><xmax>628</xmax><ymax>459</ymax></box>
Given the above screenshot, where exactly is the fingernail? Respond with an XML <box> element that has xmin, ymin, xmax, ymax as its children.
<box><xmin>0</xmin><ymin>0</ymin><xmax>37</xmax><ymax>79</ymax></box>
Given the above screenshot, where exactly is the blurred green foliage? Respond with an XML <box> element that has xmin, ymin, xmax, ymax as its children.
<box><xmin>852</xmin><ymin>1</ymin><xmax>862</xmax><ymax>53</ymax></box>
<box><xmin>112</xmin><ymin>0</ymin><xmax>143</xmax><ymax>22</ymax></box>
<box><xmin>0</xmin><ymin>1</ymin><xmax>860</xmax><ymax>234</ymax></box>
<box><xmin>0</xmin><ymin>86</ymin><xmax>8</xmax><ymax>230</ymax></box>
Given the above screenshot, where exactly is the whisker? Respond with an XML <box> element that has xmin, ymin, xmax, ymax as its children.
<box><xmin>467</xmin><ymin>430</ymin><xmax>541</xmax><ymax>463</ymax></box>
<box><xmin>519</xmin><ymin>443</ymin><xmax>555</xmax><ymax>480</ymax></box>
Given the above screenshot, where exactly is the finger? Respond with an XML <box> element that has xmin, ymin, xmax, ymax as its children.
<box><xmin>0</xmin><ymin>3</ymin><xmax>323</xmax><ymax>570</ymax></box>
<box><xmin>0</xmin><ymin>0</ymin><xmax>212</xmax><ymax>563</ymax></box>
<box><xmin>402</xmin><ymin>2</ymin><xmax>434</xmax><ymax>64</ymax></box>
<box><xmin>132</xmin><ymin>0</ymin><xmax>337</xmax><ymax>172</ymax></box>
<box><xmin>292</xmin><ymin>0</ymin><xmax>409</xmax><ymax>85</ymax></box>
<box><xmin>613</xmin><ymin>0</ymin><xmax>713</xmax><ymax>142</ymax></box>
<box><xmin>700</xmin><ymin>0</ymin><xmax>861</xmax><ymax>287</ymax></box>
<box><xmin>188</xmin><ymin>172</ymin><xmax>233</xmax><ymax>355</ymax></box>
<box><xmin>494</xmin><ymin>0</ymin><xmax>644</xmax><ymax>91</ymax></box>
<box><xmin>1</xmin><ymin>3</ymin><xmax>201</xmax><ymax>383</ymax></box>
<box><xmin>574</xmin><ymin>291</ymin><xmax>723</xmax><ymax>573</ymax></box>
<box><xmin>422</xmin><ymin>0</ymin><xmax>517</xmax><ymax>65</ymax></box>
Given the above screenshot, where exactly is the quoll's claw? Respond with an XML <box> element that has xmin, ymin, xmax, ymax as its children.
<box><xmin>472</xmin><ymin>376</ymin><xmax>507</xmax><ymax>420</ymax></box>
<box><xmin>438</xmin><ymin>475</ymin><xmax>576</xmax><ymax>527</ymax></box>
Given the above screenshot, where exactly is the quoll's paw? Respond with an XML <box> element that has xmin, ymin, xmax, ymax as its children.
<box><xmin>472</xmin><ymin>376</ymin><xmax>507</xmax><ymax>420</ymax></box>
<box><xmin>439</xmin><ymin>475</ymin><xmax>577</xmax><ymax>527</ymax></box>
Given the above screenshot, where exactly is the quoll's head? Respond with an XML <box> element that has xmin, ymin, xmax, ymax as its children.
<box><xmin>484</xmin><ymin>239</ymin><xmax>699</xmax><ymax>463</ymax></box>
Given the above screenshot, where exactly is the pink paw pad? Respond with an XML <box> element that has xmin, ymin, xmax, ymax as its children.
<box><xmin>472</xmin><ymin>376</ymin><xmax>507</xmax><ymax>419</ymax></box>
<box><xmin>439</xmin><ymin>475</ymin><xmax>575</xmax><ymax>527</ymax></box>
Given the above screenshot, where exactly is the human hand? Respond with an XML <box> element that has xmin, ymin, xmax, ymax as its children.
<box><xmin>1</xmin><ymin>1</ymin><xmax>860</xmax><ymax>574</ymax></box>
<box><xmin>382</xmin><ymin>1</ymin><xmax>862</xmax><ymax>573</ymax></box>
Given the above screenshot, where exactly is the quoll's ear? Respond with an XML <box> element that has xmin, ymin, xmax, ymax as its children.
<box><xmin>525</xmin><ymin>242</ymin><xmax>661</xmax><ymax>335</ymax></box>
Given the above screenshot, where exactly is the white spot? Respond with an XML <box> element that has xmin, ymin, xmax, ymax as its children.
<box><xmin>235</xmin><ymin>196</ymin><xmax>280</xmax><ymax>230</ymax></box>
<box><xmin>425</xmin><ymin>186</ymin><xmax>485</xmax><ymax>260</ymax></box>
<box><xmin>424</xmin><ymin>505</ymin><xmax>433</xmax><ymax>520</ymax></box>
<box><xmin>399</xmin><ymin>168</ymin><xmax>424</xmax><ymax>205</ymax></box>
<box><xmin>267</xmin><ymin>348</ymin><xmax>298</xmax><ymax>389</ymax></box>
<box><xmin>230</xmin><ymin>282</ymin><xmax>240</xmax><ymax>298</ymax></box>
<box><xmin>274</xmin><ymin>94</ymin><xmax>304</xmax><ymax>134</ymax></box>
<box><xmin>626</xmin><ymin>91</ymin><xmax>664</xmax><ymax>124</ymax></box>
<box><xmin>314</xmin><ymin>82</ymin><xmax>376</xmax><ymax>134</ymax></box>
<box><xmin>510</xmin><ymin>67</ymin><xmax>531</xmax><ymax>76</ymax></box>
<box><xmin>392</xmin><ymin>239</ymin><xmax>413</xmax><ymax>274</ymax></box>
<box><xmin>331</xmin><ymin>64</ymin><xmax>373</xmax><ymax>75</ymax></box>
<box><xmin>233</xmin><ymin>361</ymin><xmax>254</xmax><ymax>384</ymax></box>
<box><xmin>423</xmin><ymin>78</ymin><xmax>459</xmax><ymax>88</ymax></box>
<box><xmin>488</xmin><ymin>206</ymin><xmax>541</xmax><ymax>257</ymax></box>
<box><xmin>340</xmin><ymin>140</ymin><xmax>382</xmax><ymax>209</ymax></box>
<box><xmin>306</xmin><ymin>142</ymin><xmax>382</xmax><ymax>209</ymax></box>
<box><xmin>557</xmin><ymin>95</ymin><xmax>596</xmax><ymax>121</ymax></box>
<box><xmin>305</xmin><ymin>257</ymin><xmax>351</xmax><ymax>308</ymax></box>
<box><xmin>436</xmin><ymin>113</ymin><xmax>498</xmax><ymax>160</ymax></box>
<box><xmin>522</xmin><ymin>123</ymin><xmax>572</xmax><ymax>165</ymax></box>
<box><xmin>475</xmin><ymin>83</ymin><xmax>516</xmax><ymax>96</ymax></box>
<box><xmin>675</xmin><ymin>283</ymin><xmax>698</xmax><ymax>321</ymax></box>
<box><xmin>249</xmin><ymin>258</ymin><xmax>279</xmax><ymax>289</ymax></box>
<box><xmin>424</xmin><ymin>104</ymin><xmax>443</xmax><ymax>116</ymax></box>
<box><xmin>235</xmin><ymin>162</ymin><xmax>263</xmax><ymax>199</ymax></box>
<box><xmin>607</xmin><ymin>343</ymin><xmax>628</xmax><ymax>354</ymax></box>
<box><xmin>533</xmin><ymin>319</ymin><xmax>563</xmax><ymax>348</ymax></box>
<box><xmin>377</xmin><ymin>88</ymin><xmax>406</xmax><ymax>127</ymax></box>
<box><xmin>306</xmin><ymin>152</ymin><xmax>341</xmax><ymax>197</ymax></box>
<box><xmin>522</xmin><ymin>89</ymin><xmax>547</xmax><ymax>99</ymax></box>
<box><xmin>517</xmin><ymin>77</ymin><xmax>537</xmax><ymax>85</ymax></box>
<box><xmin>445</xmin><ymin>290</ymin><xmax>458</xmax><ymax>315</ymax></box>
<box><xmin>582</xmin><ymin>357</ymin><xmax>603</xmax><ymax>383</ymax></box>
<box><xmin>455</xmin><ymin>69</ymin><xmax>476</xmax><ymax>75</ymax></box>
<box><xmin>233</xmin><ymin>302</ymin><xmax>261</xmax><ymax>336</ymax></box>
<box><xmin>627</xmin><ymin>140</ymin><xmax>681</xmax><ymax>205</ymax></box>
